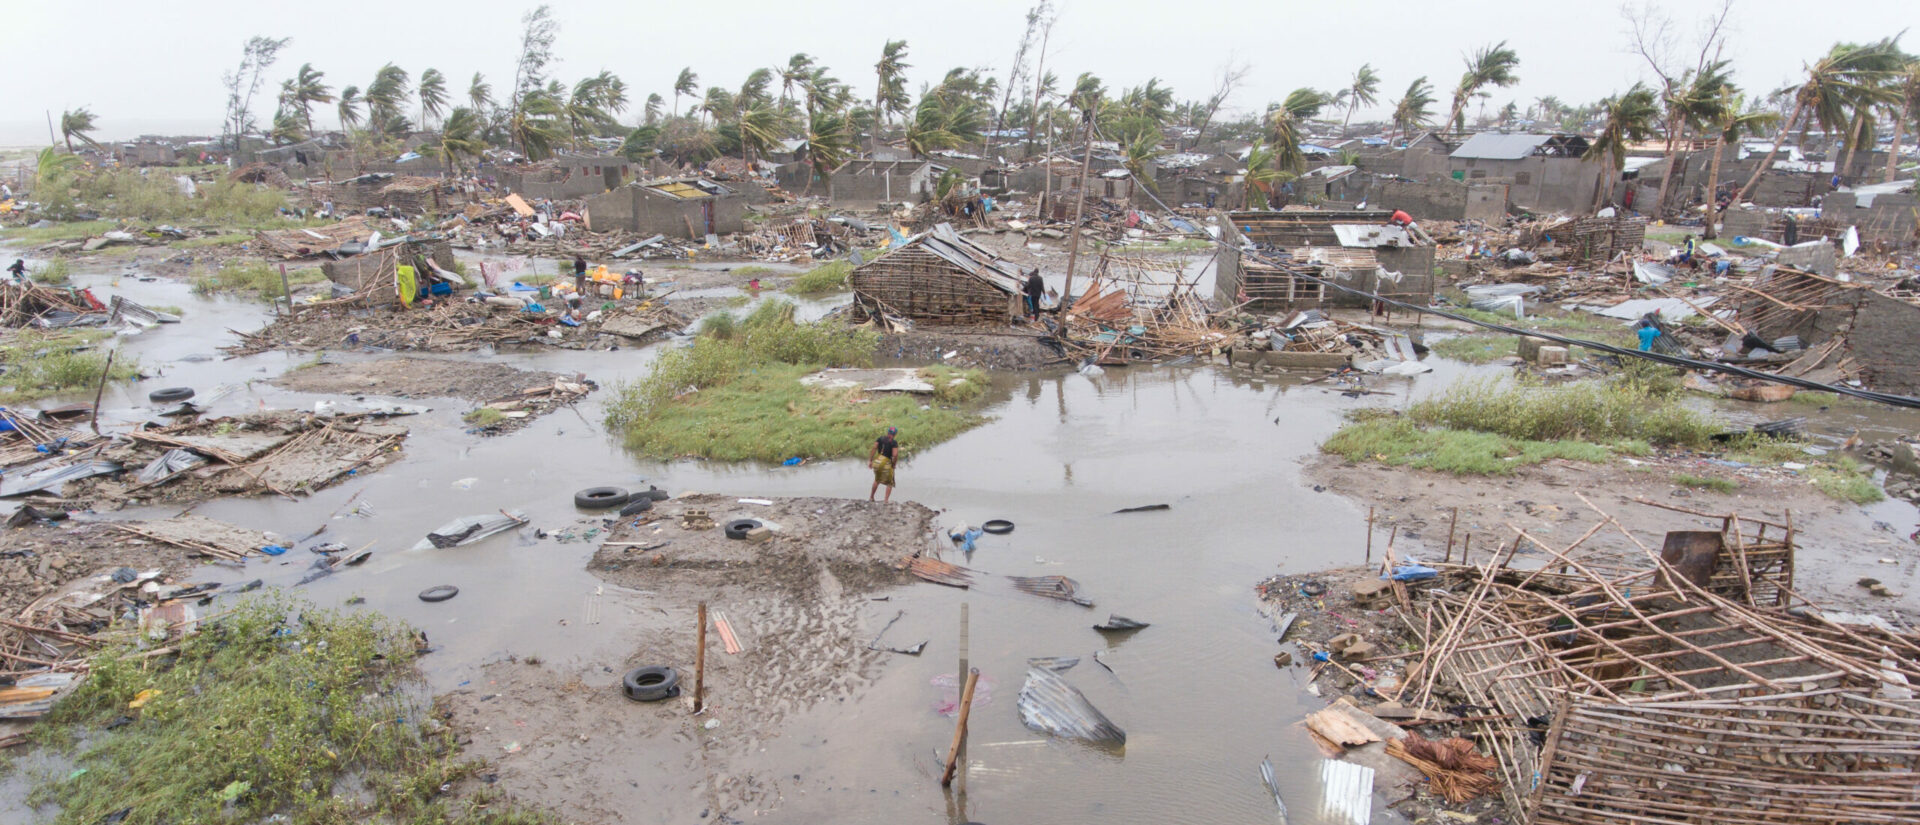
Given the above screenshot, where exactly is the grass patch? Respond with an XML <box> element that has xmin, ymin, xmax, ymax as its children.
<box><xmin>1674</xmin><ymin>473</ymin><xmax>1739</xmax><ymax>493</ymax></box>
<box><xmin>1430</xmin><ymin>333</ymin><xmax>1516</xmax><ymax>364</ymax></box>
<box><xmin>922</xmin><ymin>365</ymin><xmax>988</xmax><ymax>403</ymax></box>
<box><xmin>0</xmin><ymin>330</ymin><xmax>136</xmax><ymax>402</ymax></box>
<box><xmin>148</xmin><ymin>304</ymin><xmax>183</xmax><ymax>317</ymax></box>
<box><xmin>28</xmin><ymin>595</ymin><xmax>550</xmax><ymax>825</ymax></box>
<box><xmin>463</xmin><ymin>407</ymin><xmax>505</xmax><ymax>427</ymax></box>
<box><xmin>1449</xmin><ymin>306</ymin><xmax>1624</xmax><ymax>334</ymax></box>
<box><xmin>190</xmin><ymin>262</ymin><xmax>326</xmax><ymax>300</ymax></box>
<box><xmin>1807</xmin><ymin>459</ymin><xmax>1884</xmax><ymax>504</ymax></box>
<box><xmin>0</xmin><ymin>220</ymin><xmax>116</xmax><ymax>244</ymax></box>
<box><xmin>1325</xmin><ymin>417</ymin><xmax>1614</xmax><ymax>475</ymax></box>
<box><xmin>1411</xmin><ymin>376</ymin><xmax>1719</xmax><ymax>448</ymax></box>
<box><xmin>1723</xmin><ymin>433</ymin><xmax>1810</xmax><ymax>465</ymax></box>
<box><xmin>30</xmin><ymin>259</ymin><xmax>72</xmax><ymax>285</ymax></box>
<box><xmin>730</xmin><ymin>265</ymin><xmax>780</xmax><ymax>278</ymax></box>
<box><xmin>786</xmin><ymin>260</ymin><xmax>852</xmax><ymax>294</ymax></box>
<box><xmin>515</xmin><ymin>272</ymin><xmax>556</xmax><ymax>286</ymax></box>
<box><xmin>606</xmin><ymin>299</ymin><xmax>984</xmax><ymax>461</ymax></box>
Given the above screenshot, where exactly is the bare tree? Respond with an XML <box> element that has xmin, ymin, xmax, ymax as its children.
<box><xmin>221</xmin><ymin>36</ymin><xmax>290</xmax><ymax>151</ymax></box>
<box><xmin>1623</xmin><ymin>0</ymin><xmax>1734</xmax><ymax>216</ymax></box>
<box><xmin>1023</xmin><ymin>8</ymin><xmax>1059</xmax><ymax>156</ymax></box>
<box><xmin>1191</xmin><ymin>58</ymin><xmax>1252</xmax><ymax>149</ymax></box>
<box><xmin>990</xmin><ymin>1</ymin><xmax>1052</xmax><ymax>155</ymax></box>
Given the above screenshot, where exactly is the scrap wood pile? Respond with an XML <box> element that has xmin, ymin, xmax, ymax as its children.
<box><xmin>47</xmin><ymin>410</ymin><xmax>410</xmax><ymax>503</ymax></box>
<box><xmin>1057</xmin><ymin>253</ymin><xmax>1233</xmax><ymax>362</ymax></box>
<box><xmin>254</xmin><ymin>215</ymin><xmax>380</xmax><ymax>259</ymax></box>
<box><xmin>737</xmin><ymin>215</ymin><xmax>870</xmax><ymax>261</ymax></box>
<box><xmin>1230</xmin><ymin>309</ymin><xmax>1421</xmax><ymax>365</ymax></box>
<box><xmin>1391</xmin><ymin>497</ymin><xmax>1920</xmax><ymax>825</ymax></box>
<box><xmin>0</xmin><ymin>407</ymin><xmax>102</xmax><ymax>472</ymax></box>
<box><xmin>1</xmin><ymin>281</ymin><xmax>99</xmax><ymax>328</ymax></box>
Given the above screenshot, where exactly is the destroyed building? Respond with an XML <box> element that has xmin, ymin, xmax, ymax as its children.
<box><xmin>1444</xmin><ymin>133</ymin><xmax>1601</xmax><ymax>214</ymax></box>
<box><xmin>848</xmin><ymin>223</ymin><xmax>1025</xmax><ymax>325</ymax></box>
<box><xmin>1213</xmin><ymin>210</ymin><xmax>1436</xmax><ymax>310</ymax></box>
<box><xmin>582</xmin><ymin>178</ymin><xmax>745</xmax><ymax>238</ymax></box>
<box><xmin>497</xmin><ymin>154</ymin><xmax>636</xmax><ymax>199</ymax></box>
<box><xmin>826</xmin><ymin>159</ymin><xmax>947</xmax><ymax>210</ymax></box>
<box><xmin>309</xmin><ymin>174</ymin><xmax>469</xmax><ymax>215</ymax></box>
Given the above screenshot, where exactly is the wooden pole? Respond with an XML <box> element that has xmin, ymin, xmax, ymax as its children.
<box><xmin>1061</xmin><ymin>112</ymin><xmax>1097</xmax><ymax>308</ymax></box>
<box><xmin>1444</xmin><ymin>507</ymin><xmax>1459</xmax><ymax>564</ymax></box>
<box><xmin>1364</xmin><ymin>506</ymin><xmax>1374</xmax><ymax>564</ymax></box>
<box><xmin>694</xmin><ymin>602</ymin><xmax>707</xmax><ymax>714</ymax></box>
<box><xmin>940</xmin><ymin>667</ymin><xmax>981</xmax><ymax>787</ymax></box>
<box><xmin>88</xmin><ymin>349</ymin><xmax>116</xmax><ymax>436</ymax></box>
<box><xmin>1461</xmin><ymin>533</ymin><xmax>1472</xmax><ymax>566</ymax></box>
<box><xmin>279</xmin><ymin>264</ymin><xmax>294</xmax><ymax>318</ymax></box>
<box><xmin>955</xmin><ymin>602</ymin><xmax>969</xmax><ymax>781</ymax></box>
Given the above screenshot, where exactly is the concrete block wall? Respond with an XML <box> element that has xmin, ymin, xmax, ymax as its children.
<box><xmin>1850</xmin><ymin>290</ymin><xmax>1920</xmax><ymax>394</ymax></box>
<box><xmin>1827</xmin><ymin>190</ymin><xmax>1918</xmax><ymax>248</ymax></box>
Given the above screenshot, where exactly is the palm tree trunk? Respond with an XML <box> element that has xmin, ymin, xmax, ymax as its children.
<box><xmin>1888</xmin><ymin>116</ymin><xmax>1907</xmax><ymax>183</ymax></box>
<box><xmin>1593</xmin><ymin>151</ymin><xmax>1613</xmax><ymax>214</ymax></box>
<box><xmin>1341</xmin><ymin>102</ymin><xmax>1355</xmax><ymax>139</ymax></box>
<box><xmin>1061</xmin><ymin>115</ymin><xmax>1096</xmax><ymax>308</ymax></box>
<box><xmin>1652</xmin><ymin>114</ymin><xmax>1680</xmax><ymax>216</ymax></box>
<box><xmin>1704</xmin><ymin>134</ymin><xmax>1727</xmax><ymax>239</ymax></box>
<box><xmin>1736</xmin><ymin>99</ymin><xmax>1803</xmax><ymax>202</ymax></box>
<box><xmin>1837</xmin><ymin>107</ymin><xmax>1868</xmax><ymax>187</ymax></box>
<box><xmin>1446</xmin><ymin>92</ymin><xmax>1466</xmax><ymax>136</ymax></box>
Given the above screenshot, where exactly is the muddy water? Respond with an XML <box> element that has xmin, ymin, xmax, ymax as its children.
<box><xmin>13</xmin><ymin>256</ymin><xmax>1915</xmax><ymax>824</ymax></box>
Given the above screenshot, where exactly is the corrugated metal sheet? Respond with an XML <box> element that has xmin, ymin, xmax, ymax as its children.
<box><xmin>874</xmin><ymin>223</ymin><xmax>1026</xmax><ymax>294</ymax></box>
<box><xmin>1450</xmin><ymin>132</ymin><xmax>1553</xmax><ymax>160</ymax></box>
<box><xmin>1318</xmin><ymin>760</ymin><xmax>1374</xmax><ymax>825</ymax></box>
<box><xmin>1017</xmin><ymin>667</ymin><xmax>1126</xmax><ymax>746</ymax></box>
<box><xmin>0</xmin><ymin>459</ymin><xmax>122</xmax><ymax>497</ymax></box>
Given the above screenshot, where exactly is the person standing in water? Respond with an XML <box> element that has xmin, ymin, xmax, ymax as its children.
<box><xmin>868</xmin><ymin>426</ymin><xmax>899</xmax><ymax>502</ymax></box>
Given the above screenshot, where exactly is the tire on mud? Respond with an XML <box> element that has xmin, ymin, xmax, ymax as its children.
<box><xmin>724</xmin><ymin>519</ymin><xmax>762</xmax><ymax>540</ymax></box>
<box><xmin>148</xmin><ymin>387</ymin><xmax>195</xmax><ymax>403</ymax></box>
<box><xmin>622</xmin><ymin>666</ymin><xmax>681</xmax><ymax>702</ymax></box>
<box><xmin>618</xmin><ymin>497</ymin><xmax>654</xmax><ymax>516</ymax></box>
<box><xmin>418</xmin><ymin>585</ymin><xmax>459</xmax><ymax>602</ymax></box>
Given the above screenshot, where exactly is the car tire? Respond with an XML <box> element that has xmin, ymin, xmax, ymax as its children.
<box><xmin>618</xmin><ymin>498</ymin><xmax>654</xmax><ymax>516</ymax></box>
<box><xmin>724</xmin><ymin>519</ymin><xmax>762</xmax><ymax>539</ymax></box>
<box><xmin>419</xmin><ymin>585</ymin><xmax>459</xmax><ymax>602</ymax></box>
<box><xmin>982</xmin><ymin>519</ymin><xmax>1015</xmax><ymax>535</ymax></box>
<box><xmin>574</xmin><ymin>487</ymin><xmax>629</xmax><ymax>509</ymax></box>
<box><xmin>622</xmin><ymin>666</ymin><xmax>681</xmax><ymax>702</ymax></box>
<box><xmin>148</xmin><ymin>387</ymin><xmax>195</xmax><ymax>403</ymax></box>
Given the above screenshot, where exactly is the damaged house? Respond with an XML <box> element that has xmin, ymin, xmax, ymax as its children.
<box><xmin>1447</xmin><ymin>133</ymin><xmax>1600</xmax><ymax>214</ymax></box>
<box><xmin>849</xmin><ymin>223</ymin><xmax>1026</xmax><ymax>325</ymax></box>
<box><xmin>1213</xmin><ymin>210</ymin><xmax>1436</xmax><ymax>310</ymax></box>
<box><xmin>826</xmin><ymin>159</ymin><xmax>947</xmax><ymax>210</ymax></box>
<box><xmin>582</xmin><ymin>178</ymin><xmax>745</xmax><ymax>238</ymax></box>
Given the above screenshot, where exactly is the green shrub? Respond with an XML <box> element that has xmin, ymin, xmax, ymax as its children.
<box><xmin>923</xmin><ymin>365</ymin><xmax>988</xmax><ymax>403</ymax></box>
<box><xmin>1674</xmin><ymin>473</ymin><xmax>1739</xmax><ymax>493</ymax></box>
<box><xmin>0</xmin><ymin>331</ymin><xmax>137</xmax><ymax>402</ymax></box>
<box><xmin>464</xmin><ymin>407</ymin><xmax>505</xmax><ymax>427</ymax></box>
<box><xmin>786</xmin><ymin>260</ymin><xmax>852</xmax><ymax>293</ymax></box>
<box><xmin>1430</xmin><ymin>333</ymin><xmax>1516</xmax><ymax>364</ymax></box>
<box><xmin>1807</xmin><ymin>460</ymin><xmax>1884</xmax><ymax>504</ymax></box>
<box><xmin>1324</xmin><ymin>417</ymin><xmax>1612</xmax><ymax>475</ymax></box>
<box><xmin>30</xmin><ymin>259</ymin><xmax>71</xmax><ymax>285</ymax></box>
<box><xmin>1410</xmin><ymin>376</ymin><xmax>1719</xmax><ymax>448</ymax></box>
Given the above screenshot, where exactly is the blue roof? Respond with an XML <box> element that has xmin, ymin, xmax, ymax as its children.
<box><xmin>1300</xmin><ymin>144</ymin><xmax>1335</xmax><ymax>155</ymax></box>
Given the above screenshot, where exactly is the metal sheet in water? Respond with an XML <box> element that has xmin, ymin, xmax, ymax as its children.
<box><xmin>1017</xmin><ymin>666</ymin><xmax>1125</xmax><ymax>746</ymax></box>
<box><xmin>1008</xmin><ymin>575</ymin><xmax>1094</xmax><ymax>606</ymax></box>
<box><xmin>1318</xmin><ymin>760</ymin><xmax>1374</xmax><ymax>825</ymax></box>
<box><xmin>411</xmin><ymin>510</ymin><xmax>528</xmax><ymax>550</ymax></box>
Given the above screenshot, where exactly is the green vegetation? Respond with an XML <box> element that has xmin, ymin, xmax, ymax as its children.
<box><xmin>0</xmin><ymin>221</ymin><xmax>117</xmax><ymax>243</ymax></box>
<box><xmin>0</xmin><ymin>331</ymin><xmax>136</xmax><ymax>403</ymax></box>
<box><xmin>31</xmin><ymin>259</ymin><xmax>72</xmax><ymax>285</ymax></box>
<box><xmin>28</xmin><ymin>596</ymin><xmax>549</xmax><ymax>825</ymax></box>
<box><xmin>1429</xmin><ymin>333</ymin><xmax>1516</xmax><ymax>364</ymax></box>
<box><xmin>1447</xmin><ymin>306</ymin><xmax>1624</xmax><ymax>334</ymax></box>
<box><xmin>729</xmin><ymin>265</ymin><xmax>780</xmax><ymax>278</ymax></box>
<box><xmin>1411</xmin><ymin>376</ymin><xmax>1718</xmax><ymax>448</ymax></box>
<box><xmin>922</xmin><ymin>365</ymin><xmax>989</xmax><ymax>403</ymax></box>
<box><xmin>1723</xmin><ymin>433</ymin><xmax>1809</xmax><ymax>465</ymax></box>
<box><xmin>1674</xmin><ymin>473</ymin><xmax>1740</xmax><ymax>493</ymax></box>
<box><xmin>190</xmin><ymin>262</ymin><xmax>326</xmax><ymax>300</ymax></box>
<box><xmin>1808</xmin><ymin>458</ymin><xmax>1884</xmax><ymax>504</ymax></box>
<box><xmin>605</xmin><ymin>299</ymin><xmax>985</xmax><ymax>461</ymax></box>
<box><xmin>1325</xmin><ymin>416</ymin><xmax>1613</xmax><ymax>475</ymax></box>
<box><xmin>785</xmin><ymin>260</ymin><xmax>852</xmax><ymax>294</ymax></box>
<box><xmin>464</xmin><ymin>407</ymin><xmax>506</xmax><ymax>427</ymax></box>
<box><xmin>173</xmin><ymin>233</ymin><xmax>252</xmax><ymax>249</ymax></box>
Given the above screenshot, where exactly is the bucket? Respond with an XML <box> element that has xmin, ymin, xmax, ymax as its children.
<box><xmin>538</xmin><ymin>286</ymin><xmax>552</xmax><ymax>300</ymax></box>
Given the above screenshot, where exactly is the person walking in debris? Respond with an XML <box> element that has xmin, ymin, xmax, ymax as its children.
<box><xmin>572</xmin><ymin>255</ymin><xmax>588</xmax><ymax>297</ymax></box>
<box><xmin>6</xmin><ymin>259</ymin><xmax>25</xmax><ymax>282</ymax></box>
<box><xmin>1023</xmin><ymin>268</ymin><xmax>1045</xmax><ymax>322</ymax></box>
<box><xmin>868</xmin><ymin>426</ymin><xmax>900</xmax><ymax>503</ymax></box>
<box><xmin>1636</xmin><ymin>319</ymin><xmax>1662</xmax><ymax>352</ymax></box>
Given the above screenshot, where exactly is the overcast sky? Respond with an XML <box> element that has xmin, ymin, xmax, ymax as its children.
<box><xmin>3</xmin><ymin>0</ymin><xmax>1905</xmax><ymax>145</ymax></box>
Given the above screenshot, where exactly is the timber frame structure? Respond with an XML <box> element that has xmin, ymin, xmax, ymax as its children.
<box><xmin>1413</xmin><ymin>497</ymin><xmax>1920</xmax><ymax>825</ymax></box>
<box><xmin>849</xmin><ymin>223</ymin><xmax>1025</xmax><ymax>326</ymax></box>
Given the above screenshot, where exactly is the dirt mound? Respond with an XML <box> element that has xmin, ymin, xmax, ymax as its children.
<box><xmin>877</xmin><ymin>327</ymin><xmax>1065</xmax><ymax>370</ymax></box>
<box><xmin>277</xmin><ymin>357</ymin><xmax>571</xmax><ymax>401</ymax></box>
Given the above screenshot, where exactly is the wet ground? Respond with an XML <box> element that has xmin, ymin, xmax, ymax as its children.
<box><xmin>5</xmin><ymin>252</ymin><xmax>1919</xmax><ymax>824</ymax></box>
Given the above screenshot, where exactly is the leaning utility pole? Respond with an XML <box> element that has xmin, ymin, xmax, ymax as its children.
<box><xmin>1060</xmin><ymin>111</ymin><xmax>1096</xmax><ymax>308</ymax></box>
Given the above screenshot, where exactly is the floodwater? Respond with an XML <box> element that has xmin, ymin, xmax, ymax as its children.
<box><xmin>6</xmin><ymin>255</ymin><xmax>1915</xmax><ymax>824</ymax></box>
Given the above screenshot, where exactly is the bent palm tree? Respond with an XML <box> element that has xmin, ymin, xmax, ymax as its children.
<box><xmin>418</xmin><ymin>68</ymin><xmax>448</xmax><ymax>129</ymax></box>
<box><xmin>429</xmin><ymin>107</ymin><xmax>488</xmax><ymax>173</ymax></box>
<box><xmin>673</xmin><ymin>68</ymin><xmax>698</xmax><ymax>117</ymax></box>
<box><xmin>1268</xmin><ymin>88</ymin><xmax>1331</xmax><ymax>174</ymax></box>
<box><xmin>507</xmin><ymin>88</ymin><xmax>565</xmax><ymax>160</ymax></box>
<box><xmin>1703</xmin><ymin>96</ymin><xmax>1780</xmax><ymax>238</ymax></box>
<box><xmin>779</xmin><ymin>53</ymin><xmax>815</xmax><ymax>103</ymax></box>
<box><xmin>1241</xmin><ymin>139</ymin><xmax>1285</xmax><ymax>210</ymax></box>
<box><xmin>1389</xmin><ymin>77</ymin><xmax>1435</xmax><ymax>146</ymax></box>
<box><xmin>469</xmin><ymin>73</ymin><xmax>493</xmax><ymax>112</ymax></box>
<box><xmin>59</xmin><ymin>107</ymin><xmax>101</xmax><ymax>152</ymax></box>
<box><xmin>1737</xmin><ymin>38</ymin><xmax>1905</xmax><ymax>201</ymax></box>
<box><xmin>286</xmin><ymin>63</ymin><xmax>333</xmax><ymax>139</ymax></box>
<box><xmin>365</xmin><ymin>64</ymin><xmax>412</xmax><ymax>134</ymax></box>
<box><xmin>875</xmin><ymin>40</ymin><xmax>911</xmax><ymax>127</ymax></box>
<box><xmin>337</xmin><ymin>86</ymin><xmax>363</xmax><ymax>132</ymax></box>
<box><xmin>1584</xmin><ymin>83</ymin><xmax>1660</xmax><ymax>212</ymax></box>
<box><xmin>803</xmin><ymin>108</ymin><xmax>855</xmax><ymax>193</ymax></box>
<box><xmin>1887</xmin><ymin>60</ymin><xmax>1920</xmax><ymax>182</ymax></box>
<box><xmin>1340</xmin><ymin>64</ymin><xmax>1381</xmax><ymax>138</ymax></box>
<box><xmin>1446</xmin><ymin>42</ymin><xmax>1520</xmax><ymax>133</ymax></box>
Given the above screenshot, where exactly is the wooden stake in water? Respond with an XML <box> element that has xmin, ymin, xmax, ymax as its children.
<box><xmin>1444</xmin><ymin>507</ymin><xmax>1459</xmax><ymax>564</ymax></box>
<box><xmin>955</xmin><ymin>602</ymin><xmax>969</xmax><ymax>781</ymax></box>
<box><xmin>941</xmin><ymin>667</ymin><xmax>980</xmax><ymax>787</ymax></box>
<box><xmin>693</xmin><ymin>602</ymin><xmax>707</xmax><ymax>714</ymax></box>
<box><xmin>1365</xmin><ymin>506</ymin><xmax>1375</xmax><ymax>564</ymax></box>
<box><xmin>278</xmin><ymin>264</ymin><xmax>293</xmax><ymax>318</ymax></box>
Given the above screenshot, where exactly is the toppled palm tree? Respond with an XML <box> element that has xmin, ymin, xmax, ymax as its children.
<box><xmin>1737</xmin><ymin>37</ymin><xmax>1905</xmax><ymax>200</ymax></box>
<box><xmin>1446</xmin><ymin>42</ymin><xmax>1521</xmax><ymax>132</ymax></box>
<box><xmin>59</xmin><ymin>107</ymin><xmax>101</xmax><ymax>153</ymax></box>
